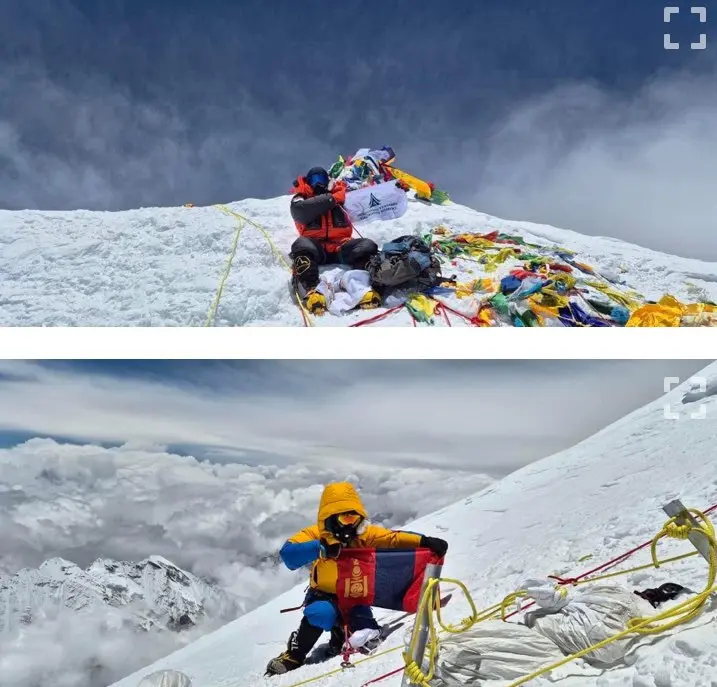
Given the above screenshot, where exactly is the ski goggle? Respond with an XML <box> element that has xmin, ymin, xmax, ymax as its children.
<box><xmin>336</xmin><ymin>512</ymin><xmax>362</xmax><ymax>527</ymax></box>
<box><xmin>307</xmin><ymin>170</ymin><xmax>329</xmax><ymax>188</ymax></box>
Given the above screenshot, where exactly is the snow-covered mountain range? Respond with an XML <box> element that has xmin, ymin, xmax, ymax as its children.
<box><xmin>113</xmin><ymin>363</ymin><xmax>717</xmax><ymax>687</ymax></box>
<box><xmin>0</xmin><ymin>554</ymin><xmax>240</xmax><ymax>634</ymax></box>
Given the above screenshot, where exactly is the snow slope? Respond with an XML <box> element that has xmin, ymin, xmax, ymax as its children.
<box><xmin>0</xmin><ymin>555</ymin><xmax>240</xmax><ymax>633</ymax></box>
<box><xmin>1</xmin><ymin>197</ymin><xmax>717</xmax><ymax>326</ymax></box>
<box><xmin>113</xmin><ymin>364</ymin><xmax>717</xmax><ymax>687</ymax></box>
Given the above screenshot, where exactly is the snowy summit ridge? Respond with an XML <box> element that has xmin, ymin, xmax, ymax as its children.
<box><xmin>1</xmin><ymin>196</ymin><xmax>716</xmax><ymax>326</ymax></box>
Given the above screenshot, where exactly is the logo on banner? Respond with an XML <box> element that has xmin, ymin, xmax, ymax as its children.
<box><xmin>345</xmin><ymin>182</ymin><xmax>407</xmax><ymax>224</ymax></box>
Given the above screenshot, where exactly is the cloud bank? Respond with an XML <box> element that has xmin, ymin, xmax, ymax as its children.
<box><xmin>474</xmin><ymin>63</ymin><xmax>717</xmax><ymax>260</ymax></box>
<box><xmin>0</xmin><ymin>439</ymin><xmax>493</xmax><ymax>583</ymax></box>
<box><xmin>0</xmin><ymin>360</ymin><xmax>707</xmax><ymax>475</ymax></box>
<box><xmin>0</xmin><ymin>603</ymin><xmax>211</xmax><ymax>687</ymax></box>
<box><xmin>0</xmin><ymin>439</ymin><xmax>493</xmax><ymax>687</ymax></box>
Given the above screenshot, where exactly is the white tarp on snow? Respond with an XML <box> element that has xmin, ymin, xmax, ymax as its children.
<box><xmin>434</xmin><ymin>583</ymin><xmax>659</xmax><ymax>685</ymax></box>
<box><xmin>434</xmin><ymin>620</ymin><xmax>564</xmax><ymax>684</ymax></box>
<box><xmin>525</xmin><ymin>584</ymin><xmax>655</xmax><ymax>666</ymax></box>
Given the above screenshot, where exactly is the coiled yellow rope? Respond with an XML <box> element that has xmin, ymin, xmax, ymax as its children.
<box><xmin>403</xmin><ymin>507</ymin><xmax>717</xmax><ymax>687</ymax></box>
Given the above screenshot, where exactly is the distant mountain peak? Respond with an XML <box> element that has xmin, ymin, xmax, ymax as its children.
<box><xmin>0</xmin><ymin>555</ymin><xmax>240</xmax><ymax>633</ymax></box>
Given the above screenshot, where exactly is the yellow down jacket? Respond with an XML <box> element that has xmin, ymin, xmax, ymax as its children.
<box><xmin>279</xmin><ymin>482</ymin><xmax>423</xmax><ymax>595</ymax></box>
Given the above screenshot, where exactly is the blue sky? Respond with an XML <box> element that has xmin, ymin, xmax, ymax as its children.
<box><xmin>2</xmin><ymin>1</ymin><xmax>716</xmax><ymax>257</ymax></box>
<box><xmin>0</xmin><ymin>359</ymin><xmax>708</xmax><ymax>474</ymax></box>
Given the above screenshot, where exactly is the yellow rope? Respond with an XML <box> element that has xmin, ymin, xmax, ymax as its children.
<box><xmin>403</xmin><ymin>507</ymin><xmax>717</xmax><ymax>687</ymax></box>
<box><xmin>204</xmin><ymin>209</ymin><xmax>245</xmax><ymax>327</ymax></box>
<box><xmin>285</xmin><ymin>646</ymin><xmax>399</xmax><ymax>687</ymax></box>
<box><xmin>206</xmin><ymin>205</ymin><xmax>314</xmax><ymax>327</ymax></box>
<box><xmin>499</xmin><ymin>590</ymin><xmax>530</xmax><ymax>621</ymax></box>
<box><xmin>565</xmin><ymin>550</ymin><xmax>697</xmax><ymax>586</ymax></box>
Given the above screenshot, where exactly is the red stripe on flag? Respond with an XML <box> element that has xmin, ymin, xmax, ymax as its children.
<box><xmin>402</xmin><ymin>549</ymin><xmax>439</xmax><ymax>613</ymax></box>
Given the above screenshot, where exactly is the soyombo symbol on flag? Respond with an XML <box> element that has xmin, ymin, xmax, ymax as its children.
<box><xmin>335</xmin><ymin>548</ymin><xmax>440</xmax><ymax>613</ymax></box>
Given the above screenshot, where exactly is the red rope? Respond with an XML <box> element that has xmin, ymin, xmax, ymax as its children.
<box><xmin>360</xmin><ymin>500</ymin><xmax>717</xmax><ymax>687</ymax></box>
<box><xmin>361</xmin><ymin>666</ymin><xmax>404</xmax><ymax>686</ymax></box>
<box><xmin>547</xmin><ymin>544</ymin><xmax>651</xmax><ymax>586</ymax></box>
<box><xmin>347</xmin><ymin>296</ymin><xmax>466</xmax><ymax>329</ymax></box>
<box><xmin>433</xmin><ymin>300</ymin><xmax>473</xmax><ymax>324</ymax></box>
<box><xmin>341</xmin><ymin>623</ymin><xmax>355</xmax><ymax>667</ymax></box>
<box><xmin>436</xmin><ymin>303</ymin><xmax>452</xmax><ymax>327</ymax></box>
<box><xmin>350</xmin><ymin>304</ymin><xmax>405</xmax><ymax>327</ymax></box>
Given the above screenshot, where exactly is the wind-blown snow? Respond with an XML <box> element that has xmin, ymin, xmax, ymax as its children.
<box><xmin>114</xmin><ymin>362</ymin><xmax>717</xmax><ymax>686</ymax></box>
<box><xmin>1</xmin><ymin>198</ymin><xmax>716</xmax><ymax>326</ymax></box>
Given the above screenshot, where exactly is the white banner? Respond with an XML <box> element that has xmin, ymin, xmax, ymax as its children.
<box><xmin>344</xmin><ymin>181</ymin><xmax>408</xmax><ymax>225</ymax></box>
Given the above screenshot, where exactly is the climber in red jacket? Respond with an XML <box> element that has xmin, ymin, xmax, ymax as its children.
<box><xmin>289</xmin><ymin>167</ymin><xmax>380</xmax><ymax>314</ymax></box>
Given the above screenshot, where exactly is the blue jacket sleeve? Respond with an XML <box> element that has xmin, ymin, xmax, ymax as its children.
<box><xmin>280</xmin><ymin>539</ymin><xmax>322</xmax><ymax>570</ymax></box>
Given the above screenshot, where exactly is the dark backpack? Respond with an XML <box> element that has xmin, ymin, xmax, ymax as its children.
<box><xmin>367</xmin><ymin>235</ymin><xmax>441</xmax><ymax>291</ymax></box>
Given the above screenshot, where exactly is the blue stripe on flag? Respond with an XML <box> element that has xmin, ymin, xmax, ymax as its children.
<box><xmin>372</xmin><ymin>549</ymin><xmax>417</xmax><ymax>611</ymax></box>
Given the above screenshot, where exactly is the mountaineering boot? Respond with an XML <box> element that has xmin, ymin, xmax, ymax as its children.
<box><xmin>265</xmin><ymin>617</ymin><xmax>323</xmax><ymax>677</ymax></box>
<box><xmin>305</xmin><ymin>623</ymin><xmax>344</xmax><ymax>663</ymax></box>
<box><xmin>305</xmin><ymin>290</ymin><xmax>327</xmax><ymax>315</ymax></box>
<box><xmin>264</xmin><ymin>651</ymin><xmax>302</xmax><ymax>676</ymax></box>
<box><xmin>357</xmin><ymin>289</ymin><xmax>381</xmax><ymax>310</ymax></box>
<box><xmin>326</xmin><ymin>624</ymin><xmax>346</xmax><ymax>657</ymax></box>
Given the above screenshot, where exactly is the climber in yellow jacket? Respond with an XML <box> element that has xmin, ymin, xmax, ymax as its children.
<box><xmin>265</xmin><ymin>482</ymin><xmax>448</xmax><ymax>676</ymax></box>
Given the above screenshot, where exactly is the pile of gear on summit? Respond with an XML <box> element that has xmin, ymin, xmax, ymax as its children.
<box><xmin>285</xmin><ymin>146</ymin><xmax>717</xmax><ymax>326</ymax></box>
<box><xmin>289</xmin><ymin>146</ymin><xmax>447</xmax><ymax>316</ymax></box>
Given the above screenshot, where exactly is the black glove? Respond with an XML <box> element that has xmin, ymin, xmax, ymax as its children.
<box><xmin>320</xmin><ymin>538</ymin><xmax>342</xmax><ymax>559</ymax></box>
<box><xmin>420</xmin><ymin>535</ymin><xmax>448</xmax><ymax>558</ymax></box>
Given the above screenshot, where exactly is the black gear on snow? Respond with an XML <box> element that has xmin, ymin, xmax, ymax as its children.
<box><xmin>634</xmin><ymin>582</ymin><xmax>687</xmax><ymax>608</ymax></box>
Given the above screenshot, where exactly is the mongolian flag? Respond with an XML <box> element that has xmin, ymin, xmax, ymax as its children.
<box><xmin>335</xmin><ymin>548</ymin><xmax>441</xmax><ymax>614</ymax></box>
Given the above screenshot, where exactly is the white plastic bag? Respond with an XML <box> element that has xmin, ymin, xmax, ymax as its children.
<box><xmin>316</xmin><ymin>268</ymin><xmax>372</xmax><ymax>315</ymax></box>
<box><xmin>137</xmin><ymin>670</ymin><xmax>192</xmax><ymax>687</ymax></box>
